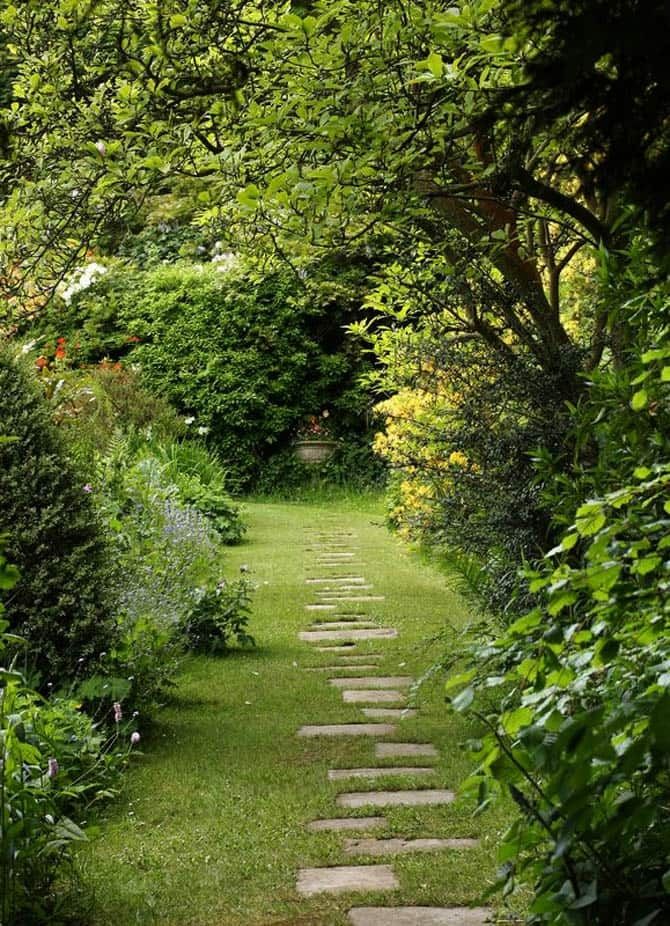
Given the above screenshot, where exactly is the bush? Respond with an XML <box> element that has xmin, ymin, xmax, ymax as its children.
<box><xmin>25</xmin><ymin>257</ymin><xmax>377</xmax><ymax>488</ymax></box>
<box><xmin>181</xmin><ymin>574</ymin><xmax>255</xmax><ymax>654</ymax></box>
<box><xmin>0</xmin><ymin>348</ymin><xmax>116</xmax><ymax>682</ymax></box>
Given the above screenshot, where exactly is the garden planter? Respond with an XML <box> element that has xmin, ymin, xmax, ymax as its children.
<box><xmin>294</xmin><ymin>440</ymin><xmax>338</xmax><ymax>463</ymax></box>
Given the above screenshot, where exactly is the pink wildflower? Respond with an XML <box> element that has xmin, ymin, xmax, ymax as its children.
<box><xmin>47</xmin><ymin>757</ymin><xmax>59</xmax><ymax>779</ymax></box>
<box><xmin>113</xmin><ymin>701</ymin><xmax>122</xmax><ymax>724</ymax></box>
<box><xmin>130</xmin><ymin>732</ymin><xmax>141</xmax><ymax>746</ymax></box>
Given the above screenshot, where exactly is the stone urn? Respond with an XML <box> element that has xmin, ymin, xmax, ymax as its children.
<box><xmin>294</xmin><ymin>439</ymin><xmax>338</xmax><ymax>464</ymax></box>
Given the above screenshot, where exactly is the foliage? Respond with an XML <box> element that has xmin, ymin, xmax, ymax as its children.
<box><xmin>181</xmin><ymin>574</ymin><xmax>255</xmax><ymax>655</ymax></box>
<box><xmin>31</xmin><ymin>259</ymin><xmax>373</xmax><ymax>486</ymax></box>
<box><xmin>0</xmin><ymin>550</ymin><xmax>133</xmax><ymax>925</ymax></box>
<box><xmin>0</xmin><ymin>347</ymin><xmax>116</xmax><ymax>681</ymax></box>
<box><xmin>447</xmin><ymin>307</ymin><xmax>670</xmax><ymax>923</ymax></box>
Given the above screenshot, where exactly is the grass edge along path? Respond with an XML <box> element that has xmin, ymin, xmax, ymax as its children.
<box><xmin>79</xmin><ymin>498</ymin><xmax>512</xmax><ymax>925</ymax></box>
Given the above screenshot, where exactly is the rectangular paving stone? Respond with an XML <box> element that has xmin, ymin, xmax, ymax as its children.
<box><xmin>376</xmin><ymin>743</ymin><xmax>438</xmax><ymax>758</ymax></box>
<box><xmin>299</xmin><ymin>629</ymin><xmax>398</xmax><ymax>643</ymax></box>
<box><xmin>306</xmin><ymin>604</ymin><xmax>337</xmax><ymax>611</ymax></box>
<box><xmin>315</xmin><ymin>644</ymin><xmax>358</xmax><ymax>652</ymax></box>
<box><xmin>311</xmin><ymin>622</ymin><xmax>378</xmax><ymax>631</ymax></box>
<box><xmin>344</xmin><ymin>837</ymin><xmax>479</xmax><ymax>856</ymax></box>
<box><xmin>343</xmin><ymin>690</ymin><xmax>406</xmax><ymax>704</ymax></box>
<box><xmin>298</xmin><ymin>723</ymin><xmax>397</xmax><ymax>738</ymax></box>
<box><xmin>316</xmin><ymin>585</ymin><xmax>373</xmax><ymax>592</ymax></box>
<box><xmin>297</xmin><ymin>865</ymin><xmax>398</xmax><ymax>896</ymax></box>
<box><xmin>304</xmin><ymin>665</ymin><xmax>382</xmax><ymax>672</ymax></box>
<box><xmin>330</xmin><ymin>677</ymin><xmax>413</xmax><ymax>689</ymax></box>
<box><xmin>362</xmin><ymin>708</ymin><xmax>417</xmax><ymax>719</ymax></box>
<box><xmin>348</xmin><ymin>907</ymin><xmax>491</xmax><ymax>925</ymax></box>
<box><xmin>338</xmin><ymin>654</ymin><xmax>383</xmax><ymax>663</ymax></box>
<box><xmin>307</xmin><ymin>816</ymin><xmax>387</xmax><ymax>832</ymax></box>
<box><xmin>337</xmin><ymin>790</ymin><xmax>455</xmax><ymax>809</ymax></box>
<box><xmin>321</xmin><ymin>596</ymin><xmax>386</xmax><ymax>603</ymax></box>
<box><xmin>306</xmin><ymin>576</ymin><xmax>366</xmax><ymax>584</ymax></box>
<box><xmin>329</xmin><ymin>767</ymin><xmax>434</xmax><ymax>781</ymax></box>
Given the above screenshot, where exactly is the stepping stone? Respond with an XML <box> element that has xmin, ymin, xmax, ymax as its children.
<box><xmin>306</xmin><ymin>577</ymin><xmax>367</xmax><ymax>584</ymax></box>
<box><xmin>297</xmin><ymin>865</ymin><xmax>398</xmax><ymax>896</ymax></box>
<box><xmin>307</xmin><ymin>816</ymin><xmax>387</xmax><ymax>832</ymax></box>
<box><xmin>330</xmin><ymin>677</ymin><xmax>413</xmax><ymax>689</ymax></box>
<box><xmin>297</xmin><ymin>723</ymin><xmax>397</xmax><ymax>738</ymax></box>
<box><xmin>338</xmin><ymin>654</ymin><xmax>383</xmax><ymax>663</ymax></box>
<box><xmin>328</xmin><ymin>767</ymin><xmax>434</xmax><ymax>781</ymax></box>
<box><xmin>304</xmin><ymin>665</ymin><xmax>382</xmax><ymax>672</ymax></box>
<box><xmin>348</xmin><ymin>908</ymin><xmax>491</xmax><ymax>925</ymax></box>
<box><xmin>299</xmin><ymin>629</ymin><xmax>398</xmax><ymax>643</ymax></box>
<box><xmin>316</xmin><ymin>552</ymin><xmax>355</xmax><ymax>558</ymax></box>
<box><xmin>376</xmin><ymin>743</ymin><xmax>438</xmax><ymax>758</ymax></box>
<box><xmin>321</xmin><ymin>596</ymin><xmax>386</xmax><ymax>602</ymax></box>
<box><xmin>315</xmin><ymin>644</ymin><xmax>358</xmax><ymax>652</ymax></box>
<box><xmin>311</xmin><ymin>622</ymin><xmax>377</xmax><ymax>631</ymax></box>
<box><xmin>363</xmin><ymin>708</ymin><xmax>418</xmax><ymax>720</ymax></box>
<box><xmin>343</xmin><ymin>690</ymin><xmax>406</xmax><ymax>704</ymax></box>
<box><xmin>337</xmin><ymin>790</ymin><xmax>455</xmax><ymax>809</ymax></box>
<box><xmin>316</xmin><ymin>586</ymin><xmax>374</xmax><ymax>592</ymax></box>
<box><xmin>306</xmin><ymin>604</ymin><xmax>337</xmax><ymax>611</ymax></box>
<box><xmin>344</xmin><ymin>837</ymin><xmax>479</xmax><ymax>856</ymax></box>
<box><xmin>318</xmin><ymin>614</ymin><xmax>369</xmax><ymax>622</ymax></box>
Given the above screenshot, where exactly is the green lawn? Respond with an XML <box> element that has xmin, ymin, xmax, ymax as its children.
<box><xmin>79</xmin><ymin>498</ymin><xmax>511</xmax><ymax>925</ymax></box>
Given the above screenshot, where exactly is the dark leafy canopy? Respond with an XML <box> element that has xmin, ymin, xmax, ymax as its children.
<box><xmin>498</xmin><ymin>0</ymin><xmax>670</xmax><ymax>251</ymax></box>
<box><xmin>2</xmin><ymin>0</ymin><xmax>664</xmax><ymax>385</ymax></box>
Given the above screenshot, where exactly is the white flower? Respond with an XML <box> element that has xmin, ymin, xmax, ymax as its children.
<box><xmin>184</xmin><ymin>416</ymin><xmax>195</xmax><ymax>425</ymax></box>
<box><xmin>59</xmin><ymin>262</ymin><xmax>108</xmax><ymax>304</ymax></box>
<box><xmin>95</xmin><ymin>140</ymin><xmax>107</xmax><ymax>157</ymax></box>
<box><xmin>197</xmin><ymin>425</ymin><xmax>210</xmax><ymax>436</ymax></box>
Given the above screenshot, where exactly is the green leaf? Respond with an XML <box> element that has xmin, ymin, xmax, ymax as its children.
<box><xmin>450</xmin><ymin>685</ymin><xmax>474</xmax><ymax>712</ymax></box>
<box><xmin>575</xmin><ymin>505</ymin><xmax>606</xmax><ymax>537</ymax></box>
<box><xmin>631</xmin><ymin>389</ymin><xmax>648</xmax><ymax>411</ymax></box>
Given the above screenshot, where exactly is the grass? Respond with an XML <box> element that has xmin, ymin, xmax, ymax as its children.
<box><xmin>79</xmin><ymin>497</ymin><xmax>513</xmax><ymax>925</ymax></box>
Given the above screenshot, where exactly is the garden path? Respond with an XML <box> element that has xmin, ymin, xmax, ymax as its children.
<box><xmin>82</xmin><ymin>499</ymin><xmax>508</xmax><ymax>926</ymax></box>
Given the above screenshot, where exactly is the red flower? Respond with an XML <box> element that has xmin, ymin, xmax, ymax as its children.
<box><xmin>35</xmin><ymin>356</ymin><xmax>48</xmax><ymax>369</ymax></box>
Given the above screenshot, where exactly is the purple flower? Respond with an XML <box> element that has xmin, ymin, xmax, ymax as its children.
<box><xmin>47</xmin><ymin>757</ymin><xmax>59</xmax><ymax>779</ymax></box>
<box><xmin>130</xmin><ymin>732</ymin><xmax>141</xmax><ymax>746</ymax></box>
<box><xmin>113</xmin><ymin>701</ymin><xmax>122</xmax><ymax>724</ymax></box>
<box><xmin>83</xmin><ymin>484</ymin><xmax>93</xmax><ymax>493</ymax></box>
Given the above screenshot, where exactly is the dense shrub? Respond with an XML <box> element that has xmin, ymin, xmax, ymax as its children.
<box><xmin>26</xmin><ymin>257</ymin><xmax>376</xmax><ymax>487</ymax></box>
<box><xmin>0</xmin><ymin>349</ymin><xmax>116</xmax><ymax>681</ymax></box>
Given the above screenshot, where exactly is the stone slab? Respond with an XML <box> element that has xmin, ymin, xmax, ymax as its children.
<box><xmin>306</xmin><ymin>604</ymin><xmax>337</xmax><ymax>611</ymax></box>
<box><xmin>348</xmin><ymin>908</ymin><xmax>491</xmax><ymax>925</ymax></box>
<box><xmin>330</xmin><ymin>677</ymin><xmax>413</xmax><ymax>689</ymax></box>
<box><xmin>298</xmin><ymin>723</ymin><xmax>397</xmax><ymax>738</ymax></box>
<box><xmin>362</xmin><ymin>708</ymin><xmax>417</xmax><ymax>719</ymax></box>
<box><xmin>329</xmin><ymin>767</ymin><xmax>434</xmax><ymax>781</ymax></box>
<box><xmin>316</xmin><ymin>585</ymin><xmax>374</xmax><ymax>592</ymax></box>
<box><xmin>306</xmin><ymin>576</ymin><xmax>366</xmax><ymax>584</ymax></box>
<box><xmin>338</xmin><ymin>790</ymin><xmax>455</xmax><ymax>809</ymax></box>
<box><xmin>304</xmin><ymin>665</ymin><xmax>382</xmax><ymax>672</ymax></box>
<box><xmin>315</xmin><ymin>644</ymin><xmax>357</xmax><ymax>652</ymax></box>
<box><xmin>345</xmin><ymin>837</ymin><xmax>479</xmax><ymax>856</ymax></box>
<box><xmin>307</xmin><ymin>816</ymin><xmax>387</xmax><ymax>832</ymax></box>
<box><xmin>376</xmin><ymin>743</ymin><xmax>438</xmax><ymax>758</ymax></box>
<box><xmin>297</xmin><ymin>865</ymin><xmax>398</xmax><ymax>896</ymax></box>
<box><xmin>311</xmin><ymin>622</ymin><xmax>378</xmax><ymax>631</ymax></box>
<box><xmin>343</xmin><ymin>690</ymin><xmax>406</xmax><ymax>704</ymax></box>
<box><xmin>321</xmin><ymin>596</ymin><xmax>386</xmax><ymax>603</ymax></box>
<box><xmin>338</xmin><ymin>654</ymin><xmax>383</xmax><ymax>663</ymax></box>
<box><xmin>300</xmin><ymin>629</ymin><xmax>398</xmax><ymax>643</ymax></box>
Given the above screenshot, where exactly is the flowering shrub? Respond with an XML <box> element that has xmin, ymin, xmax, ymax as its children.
<box><xmin>181</xmin><ymin>573</ymin><xmax>255</xmax><ymax>654</ymax></box>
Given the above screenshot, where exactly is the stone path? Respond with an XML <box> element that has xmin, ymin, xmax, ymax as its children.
<box><xmin>295</xmin><ymin>523</ymin><xmax>492</xmax><ymax>922</ymax></box>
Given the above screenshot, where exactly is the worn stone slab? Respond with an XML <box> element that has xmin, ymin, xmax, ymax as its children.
<box><xmin>297</xmin><ymin>865</ymin><xmax>398</xmax><ymax>896</ymax></box>
<box><xmin>298</xmin><ymin>723</ymin><xmax>397</xmax><ymax>738</ymax></box>
<box><xmin>344</xmin><ymin>837</ymin><xmax>479</xmax><ymax>856</ymax></box>
<box><xmin>321</xmin><ymin>596</ymin><xmax>386</xmax><ymax>603</ymax></box>
<box><xmin>376</xmin><ymin>743</ymin><xmax>438</xmax><ymax>758</ymax></box>
<box><xmin>329</xmin><ymin>767</ymin><xmax>434</xmax><ymax>781</ymax></box>
<box><xmin>316</xmin><ymin>585</ymin><xmax>374</xmax><ymax>592</ymax></box>
<box><xmin>348</xmin><ymin>907</ymin><xmax>491</xmax><ymax>925</ymax></box>
<box><xmin>300</xmin><ymin>629</ymin><xmax>398</xmax><ymax>643</ymax></box>
<box><xmin>306</xmin><ymin>604</ymin><xmax>337</xmax><ymax>611</ymax></box>
<box><xmin>330</xmin><ymin>677</ymin><xmax>413</xmax><ymax>689</ymax></box>
<box><xmin>307</xmin><ymin>816</ymin><xmax>387</xmax><ymax>832</ymax></box>
<box><xmin>304</xmin><ymin>665</ymin><xmax>382</xmax><ymax>672</ymax></box>
<box><xmin>311</xmin><ymin>622</ymin><xmax>378</xmax><ymax>631</ymax></box>
<box><xmin>362</xmin><ymin>708</ymin><xmax>417</xmax><ymax>719</ymax></box>
<box><xmin>338</xmin><ymin>654</ymin><xmax>383</xmax><ymax>663</ymax></box>
<box><xmin>338</xmin><ymin>790</ymin><xmax>455</xmax><ymax>809</ymax></box>
<box><xmin>318</xmin><ymin>614</ymin><xmax>368</xmax><ymax>622</ymax></box>
<box><xmin>316</xmin><ymin>644</ymin><xmax>357</xmax><ymax>652</ymax></box>
<box><xmin>306</xmin><ymin>576</ymin><xmax>366</xmax><ymax>584</ymax></box>
<box><xmin>343</xmin><ymin>690</ymin><xmax>406</xmax><ymax>704</ymax></box>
